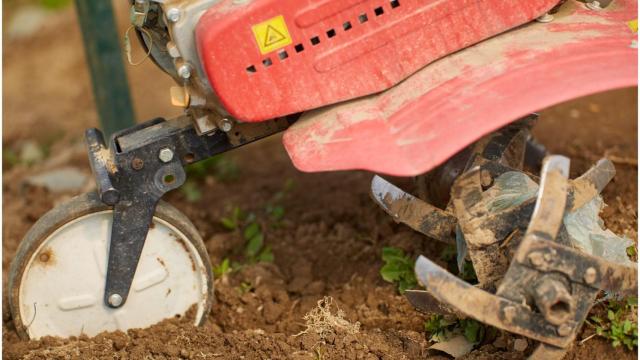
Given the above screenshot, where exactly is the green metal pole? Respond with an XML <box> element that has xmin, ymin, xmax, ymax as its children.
<box><xmin>75</xmin><ymin>0</ymin><xmax>135</xmax><ymax>138</ymax></box>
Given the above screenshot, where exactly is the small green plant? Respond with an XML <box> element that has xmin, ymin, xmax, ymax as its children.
<box><xmin>627</xmin><ymin>245</ymin><xmax>637</xmax><ymax>258</ymax></box>
<box><xmin>439</xmin><ymin>245</ymin><xmax>478</xmax><ymax>284</ymax></box>
<box><xmin>243</xmin><ymin>219</ymin><xmax>273</xmax><ymax>263</ymax></box>
<box><xmin>220</xmin><ymin>206</ymin><xmax>244</xmax><ymax>230</ymax></box>
<box><xmin>424</xmin><ymin>315</ymin><xmax>457</xmax><ymax>342</ymax></box>
<box><xmin>380</xmin><ymin>247</ymin><xmax>418</xmax><ymax>293</ymax></box>
<box><xmin>424</xmin><ymin>315</ymin><xmax>486</xmax><ymax>344</ymax></box>
<box><xmin>185</xmin><ymin>155</ymin><xmax>239</xmax><ymax>182</ymax></box>
<box><xmin>265</xmin><ymin>179</ymin><xmax>294</xmax><ymax>225</ymax></box>
<box><xmin>219</xmin><ymin>207</ymin><xmax>274</xmax><ymax>265</ymax></box>
<box><xmin>212</xmin><ymin>258</ymin><xmax>232</xmax><ymax>277</ymax></box>
<box><xmin>459</xmin><ymin>318</ymin><xmax>485</xmax><ymax>343</ymax></box>
<box><xmin>589</xmin><ymin>297</ymin><xmax>638</xmax><ymax>350</ymax></box>
<box><xmin>180</xmin><ymin>180</ymin><xmax>203</xmax><ymax>202</ymax></box>
<box><xmin>238</xmin><ymin>281</ymin><xmax>254</xmax><ymax>294</ymax></box>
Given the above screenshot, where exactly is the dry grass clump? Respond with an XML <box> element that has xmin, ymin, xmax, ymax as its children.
<box><xmin>295</xmin><ymin>296</ymin><xmax>360</xmax><ymax>341</ymax></box>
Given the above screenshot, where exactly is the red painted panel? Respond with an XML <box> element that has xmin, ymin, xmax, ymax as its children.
<box><xmin>196</xmin><ymin>0</ymin><xmax>558</xmax><ymax>121</ymax></box>
<box><xmin>282</xmin><ymin>0</ymin><xmax>638</xmax><ymax>176</ymax></box>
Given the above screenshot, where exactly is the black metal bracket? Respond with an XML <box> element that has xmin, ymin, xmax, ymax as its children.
<box><xmin>86</xmin><ymin>115</ymin><xmax>292</xmax><ymax>308</ymax></box>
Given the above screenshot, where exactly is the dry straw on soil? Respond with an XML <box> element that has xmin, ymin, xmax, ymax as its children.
<box><xmin>295</xmin><ymin>296</ymin><xmax>360</xmax><ymax>341</ymax></box>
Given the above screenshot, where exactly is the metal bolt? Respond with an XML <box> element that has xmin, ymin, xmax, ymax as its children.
<box><xmin>586</xmin><ymin>1</ymin><xmax>602</xmax><ymax>10</ymax></box>
<box><xmin>101</xmin><ymin>189</ymin><xmax>120</xmax><ymax>206</ymax></box>
<box><xmin>166</xmin><ymin>7</ymin><xmax>181</xmax><ymax>22</ymax></box>
<box><xmin>108</xmin><ymin>293</ymin><xmax>123</xmax><ymax>307</ymax></box>
<box><xmin>528</xmin><ymin>252</ymin><xmax>545</xmax><ymax>267</ymax></box>
<box><xmin>158</xmin><ymin>148</ymin><xmax>174</xmax><ymax>163</ymax></box>
<box><xmin>557</xmin><ymin>324</ymin><xmax>572</xmax><ymax>337</ymax></box>
<box><xmin>177</xmin><ymin>64</ymin><xmax>191</xmax><ymax>79</ymax></box>
<box><xmin>536</xmin><ymin>13</ymin><xmax>554</xmax><ymax>23</ymax></box>
<box><xmin>131</xmin><ymin>157</ymin><xmax>144</xmax><ymax>170</ymax></box>
<box><xmin>218</xmin><ymin>118</ymin><xmax>233</xmax><ymax>132</ymax></box>
<box><xmin>584</xmin><ymin>267</ymin><xmax>597</xmax><ymax>284</ymax></box>
<box><xmin>533</xmin><ymin>278</ymin><xmax>574</xmax><ymax>326</ymax></box>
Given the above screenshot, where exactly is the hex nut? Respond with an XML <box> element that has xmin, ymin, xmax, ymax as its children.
<box><xmin>218</xmin><ymin>118</ymin><xmax>233</xmax><ymax>132</ymax></box>
<box><xmin>178</xmin><ymin>64</ymin><xmax>191</xmax><ymax>79</ymax></box>
<box><xmin>166</xmin><ymin>7</ymin><xmax>181</xmax><ymax>22</ymax></box>
<box><xmin>158</xmin><ymin>148</ymin><xmax>174</xmax><ymax>163</ymax></box>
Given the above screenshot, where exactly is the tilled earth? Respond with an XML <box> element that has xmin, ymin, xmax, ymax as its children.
<box><xmin>2</xmin><ymin>4</ymin><xmax>638</xmax><ymax>360</ymax></box>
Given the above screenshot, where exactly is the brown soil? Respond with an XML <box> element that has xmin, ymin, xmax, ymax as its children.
<box><xmin>2</xmin><ymin>3</ymin><xmax>637</xmax><ymax>360</ymax></box>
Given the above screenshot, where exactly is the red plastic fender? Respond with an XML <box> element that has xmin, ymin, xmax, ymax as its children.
<box><xmin>282</xmin><ymin>0</ymin><xmax>638</xmax><ymax>176</ymax></box>
<box><xmin>196</xmin><ymin>0</ymin><xmax>559</xmax><ymax>121</ymax></box>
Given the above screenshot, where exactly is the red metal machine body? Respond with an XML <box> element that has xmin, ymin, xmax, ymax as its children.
<box><xmin>196</xmin><ymin>0</ymin><xmax>559</xmax><ymax>121</ymax></box>
<box><xmin>282</xmin><ymin>0</ymin><xmax>638</xmax><ymax>176</ymax></box>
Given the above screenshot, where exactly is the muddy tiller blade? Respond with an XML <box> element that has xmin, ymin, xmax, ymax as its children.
<box><xmin>371</xmin><ymin>121</ymin><xmax>637</xmax><ymax>359</ymax></box>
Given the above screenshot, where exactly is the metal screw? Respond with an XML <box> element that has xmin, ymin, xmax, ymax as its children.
<box><xmin>536</xmin><ymin>13</ymin><xmax>554</xmax><ymax>23</ymax></box>
<box><xmin>218</xmin><ymin>118</ymin><xmax>233</xmax><ymax>132</ymax></box>
<box><xmin>584</xmin><ymin>267</ymin><xmax>597</xmax><ymax>284</ymax></box>
<box><xmin>131</xmin><ymin>157</ymin><xmax>144</xmax><ymax>170</ymax></box>
<box><xmin>178</xmin><ymin>64</ymin><xmax>191</xmax><ymax>79</ymax></box>
<box><xmin>166</xmin><ymin>7</ymin><xmax>181</xmax><ymax>22</ymax></box>
<box><xmin>586</xmin><ymin>1</ymin><xmax>602</xmax><ymax>10</ymax></box>
<box><xmin>528</xmin><ymin>252</ymin><xmax>545</xmax><ymax>267</ymax></box>
<box><xmin>108</xmin><ymin>293</ymin><xmax>123</xmax><ymax>307</ymax></box>
<box><xmin>158</xmin><ymin>148</ymin><xmax>174</xmax><ymax>163</ymax></box>
<box><xmin>557</xmin><ymin>324</ymin><xmax>572</xmax><ymax>337</ymax></box>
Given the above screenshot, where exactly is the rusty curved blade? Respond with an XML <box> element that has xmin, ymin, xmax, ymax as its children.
<box><xmin>371</xmin><ymin>175</ymin><xmax>456</xmax><ymax>243</ymax></box>
<box><xmin>415</xmin><ymin>255</ymin><xmax>572</xmax><ymax>348</ymax></box>
<box><xmin>576</xmin><ymin>158</ymin><xmax>616</xmax><ymax>194</ymax></box>
<box><xmin>571</xmin><ymin>158</ymin><xmax>616</xmax><ymax>210</ymax></box>
<box><xmin>525</xmin><ymin>155</ymin><xmax>569</xmax><ymax>240</ymax></box>
<box><xmin>404</xmin><ymin>290</ymin><xmax>456</xmax><ymax>315</ymax></box>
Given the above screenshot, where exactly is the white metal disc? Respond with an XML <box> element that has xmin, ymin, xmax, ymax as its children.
<box><xmin>16</xmin><ymin>210</ymin><xmax>210</xmax><ymax>339</ymax></box>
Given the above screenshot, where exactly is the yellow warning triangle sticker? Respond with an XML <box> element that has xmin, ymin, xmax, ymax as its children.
<box><xmin>264</xmin><ymin>25</ymin><xmax>286</xmax><ymax>47</ymax></box>
<box><xmin>252</xmin><ymin>15</ymin><xmax>292</xmax><ymax>55</ymax></box>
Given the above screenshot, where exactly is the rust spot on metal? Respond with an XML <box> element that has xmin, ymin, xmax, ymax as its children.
<box><xmin>37</xmin><ymin>248</ymin><xmax>55</xmax><ymax>266</ymax></box>
<box><xmin>170</xmin><ymin>232</ymin><xmax>196</xmax><ymax>272</ymax></box>
<box><xmin>95</xmin><ymin>147</ymin><xmax>117</xmax><ymax>174</ymax></box>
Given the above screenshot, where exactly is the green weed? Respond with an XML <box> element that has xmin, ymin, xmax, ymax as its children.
<box><xmin>185</xmin><ymin>155</ymin><xmax>239</xmax><ymax>182</ymax></box>
<box><xmin>380</xmin><ymin>247</ymin><xmax>418</xmax><ymax>293</ymax></box>
<box><xmin>212</xmin><ymin>258</ymin><xmax>232</xmax><ymax>277</ymax></box>
<box><xmin>219</xmin><ymin>207</ymin><xmax>274</xmax><ymax>266</ymax></box>
<box><xmin>180</xmin><ymin>180</ymin><xmax>203</xmax><ymax>202</ymax></box>
<box><xmin>440</xmin><ymin>245</ymin><xmax>478</xmax><ymax>284</ymax></box>
<box><xmin>424</xmin><ymin>314</ymin><xmax>486</xmax><ymax>344</ymax></box>
<box><xmin>589</xmin><ymin>297</ymin><xmax>638</xmax><ymax>350</ymax></box>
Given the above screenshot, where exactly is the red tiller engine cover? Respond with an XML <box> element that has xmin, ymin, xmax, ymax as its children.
<box><xmin>196</xmin><ymin>0</ymin><xmax>559</xmax><ymax>122</ymax></box>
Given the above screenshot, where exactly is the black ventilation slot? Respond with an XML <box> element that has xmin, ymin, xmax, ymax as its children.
<box><xmin>245</xmin><ymin>0</ymin><xmax>402</xmax><ymax>74</ymax></box>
